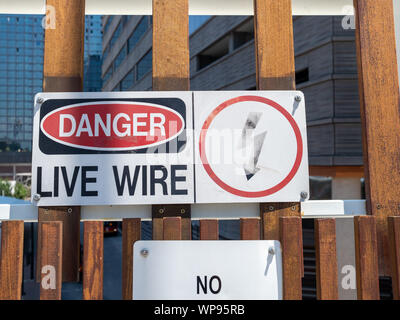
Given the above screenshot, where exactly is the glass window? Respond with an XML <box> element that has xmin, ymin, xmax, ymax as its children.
<box><xmin>121</xmin><ymin>69</ymin><xmax>134</xmax><ymax>91</ymax></box>
<box><xmin>114</xmin><ymin>46</ymin><xmax>126</xmax><ymax>70</ymax></box>
<box><xmin>136</xmin><ymin>50</ymin><xmax>152</xmax><ymax>81</ymax></box>
<box><xmin>128</xmin><ymin>17</ymin><xmax>148</xmax><ymax>53</ymax></box>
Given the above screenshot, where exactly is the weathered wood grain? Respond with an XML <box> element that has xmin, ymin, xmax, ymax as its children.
<box><xmin>279</xmin><ymin>217</ymin><xmax>303</xmax><ymax>300</ymax></box>
<box><xmin>354</xmin><ymin>216</ymin><xmax>380</xmax><ymax>300</ymax></box>
<box><xmin>38</xmin><ymin>0</ymin><xmax>85</xmax><ymax>282</ymax></box>
<box><xmin>0</xmin><ymin>221</ymin><xmax>24</xmax><ymax>300</ymax></box>
<box><xmin>388</xmin><ymin>216</ymin><xmax>400</xmax><ymax>300</ymax></box>
<box><xmin>314</xmin><ymin>219</ymin><xmax>338</xmax><ymax>300</ymax></box>
<box><xmin>240</xmin><ymin>218</ymin><xmax>261</xmax><ymax>240</ymax></box>
<box><xmin>39</xmin><ymin>222</ymin><xmax>63</xmax><ymax>300</ymax></box>
<box><xmin>163</xmin><ymin>217</ymin><xmax>182</xmax><ymax>240</ymax></box>
<box><xmin>83</xmin><ymin>221</ymin><xmax>103</xmax><ymax>300</ymax></box>
<box><xmin>200</xmin><ymin>220</ymin><xmax>219</xmax><ymax>240</ymax></box>
<box><xmin>122</xmin><ymin>218</ymin><xmax>141</xmax><ymax>300</ymax></box>
<box><xmin>354</xmin><ymin>0</ymin><xmax>400</xmax><ymax>275</ymax></box>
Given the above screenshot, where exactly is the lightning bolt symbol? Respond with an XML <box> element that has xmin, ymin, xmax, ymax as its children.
<box><xmin>241</xmin><ymin>112</ymin><xmax>267</xmax><ymax>181</ymax></box>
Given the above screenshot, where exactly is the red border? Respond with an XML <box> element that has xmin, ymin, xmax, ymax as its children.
<box><xmin>199</xmin><ymin>95</ymin><xmax>303</xmax><ymax>198</ymax></box>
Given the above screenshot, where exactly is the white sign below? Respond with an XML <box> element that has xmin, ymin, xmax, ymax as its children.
<box><xmin>133</xmin><ymin>240</ymin><xmax>282</xmax><ymax>300</ymax></box>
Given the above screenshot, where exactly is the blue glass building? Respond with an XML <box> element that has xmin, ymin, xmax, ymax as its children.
<box><xmin>0</xmin><ymin>14</ymin><xmax>103</xmax><ymax>179</ymax></box>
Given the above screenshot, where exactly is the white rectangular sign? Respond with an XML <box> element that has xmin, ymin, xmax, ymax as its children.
<box><xmin>194</xmin><ymin>91</ymin><xmax>309</xmax><ymax>203</ymax></box>
<box><xmin>31</xmin><ymin>91</ymin><xmax>194</xmax><ymax>206</ymax></box>
<box><xmin>31</xmin><ymin>91</ymin><xmax>309</xmax><ymax>206</ymax></box>
<box><xmin>133</xmin><ymin>240</ymin><xmax>282</xmax><ymax>300</ymax></box>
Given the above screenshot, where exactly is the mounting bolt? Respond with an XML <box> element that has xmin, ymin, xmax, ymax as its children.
<box><xmin>294</xmin><ymin>95</ymin><xmax>302</xmax><ymax>102</ymax></box>
<box><xmin>291</xmin><ymin>206</ymin><xmax>297</xmax><ymax>211</ymax></box>
<box><xmin>67</xmin><ymin>208</ymin><xmax>73</xmax><ymax>214</ymax></box>
<box><xmin>159</xmin><ymin>208</ymin><xmax>164</xmax><ymax>214</ymax></box>
<box><xmin>36</xmin><ymin>97</ymin><xmax>44</xmax><ymax>104</ymax></box>
<box><xmin>376</xmin><ymin>204</ymin><xmax>382</xmax><ymax>210</ymax></box>
<box><xmin>33</xmin><ymin>194</ymin><xmax>41</xmax><ymax>201</ymax></box>
<box><xmin>268</xmin><ymin>247</ymin><xmax>275</xmax><ymax>255</ymax></box>
<box><xmin>180</xmin><ymin>208</ymin><xmax>185</xmax><ymax>214</ymax></box>
<box><xmin>300</xmin><ymin>191</ymin><xmax>308</xmax><ymax>199</ymax></box>
<box><xmin>140</xmin><ymin>249</ymin><xmax>149</xmax><ymax>257</ymax></box>
<box><xmin>269</xmin><ymin>206</ymin><xmax>274</xmax><ymax>211</ymax></box>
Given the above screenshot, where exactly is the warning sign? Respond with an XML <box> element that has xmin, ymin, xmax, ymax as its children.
<box><xmin>31</xmin><ymin>92</ymin><xmax>194</xmax><ymax>206</ymax></box>
<box><xmin>31</xmin><ymin>91</ymin><xmax>308</xmax><ymax>206</ymax></box>
<box><xmin>194</xmin><ymin>91</ymin><xmax>309</xmax><ymax>203</ymax></box>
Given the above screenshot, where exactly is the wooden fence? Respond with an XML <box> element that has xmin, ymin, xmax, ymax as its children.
<box><xmin>0</xmin><ymin>215</ymin><xmax>400</xmax><ymax>300</ymax></box>
<box><xmin>0</xmin><ymin>0</ymin><xmax>399</xmax><ymax>300</ymax></box>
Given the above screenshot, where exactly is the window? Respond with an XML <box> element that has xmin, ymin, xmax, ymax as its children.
<box><xmin>136</xmin><ymin>50</ymin><xmax>152</xmax><ymax>81</ymax></box>
<box><xmin>127</xmin><ymin>17</ymin><xmax>149</xmax><ymax>53</ymax></box>
<box><xmin>109</xmin><ymin>22</ymin><xmax>122</xmax><ymax>49</ymax></box>
<box><xmin>295</xmin><ymin>68</ymin><xmax>309</xmax><ymax>85</ymax></box>
<box><xmin>197</xmin><ymin>35</ymin><xmax>229</xmax><ymax>71</ymax></box>
<box><xmin>121</xmin><ymin>69</ymin><xmax>135</xmax><ymax>91</ymax></box>
<box><xmin>114</xmin><ymin>46</ymin><xmax>127</xmax><ymax>70</ymax></box>
<box><xmin>102</xmin><ymin>67</ymin><xmax>112</xmax><ymax>84</ymax></box>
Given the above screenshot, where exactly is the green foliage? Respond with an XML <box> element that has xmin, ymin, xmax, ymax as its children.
<box><xmin>0</xmin><ymin>179</ymin><xmax>12</xmax><ymax>197</ymax></box>
<box><xmin>14</xmin><ymin>182</ymin><xmax>29</xmax><ymax>200</ymax></box>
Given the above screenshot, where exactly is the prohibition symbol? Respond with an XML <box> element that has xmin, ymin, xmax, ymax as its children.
<box><xmin>199</xmin><ymin>96</ymin><xmax>303</xmax><ymax>198</ymax></box>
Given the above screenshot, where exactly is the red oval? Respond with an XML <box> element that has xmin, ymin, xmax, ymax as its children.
<box><xmin>41</xmin><ymin>102</ymin><xmax>184</xmax><ymax>151</ymax></box>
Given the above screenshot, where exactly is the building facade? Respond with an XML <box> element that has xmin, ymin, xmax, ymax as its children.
<box><xmin>102</xmin><ymin>15</ymin><xmax>363</xmax><ymax>199</ymax></box>
<box><xmin>0</xmin><ymin>14</ymin><xmax>104</xmax><ymax>180</ymax></box>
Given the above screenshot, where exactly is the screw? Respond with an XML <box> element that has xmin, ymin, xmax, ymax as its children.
<box><xmin>140</xmin><ymin>249</ymin><xmax>149</xmax><ymax>257</ymax></box>
<box><xmin>377</xmin><ymin>204</ymin><xmax>382</xmax><ymax>210</ymax></box>
<box><xmin>180</xmin><ymin>208</ymin><xmax>185</xmax><ymax>214</ymax></box>
<box><xmin>159</xmin><ymin>208</ymin><xmax>164</xmax><ymax>214</ymax></box>
<box><xmin>33</xmin><ymin>194</ymin><xmax>41</xmax><ymax>201</ymax></box>
<box><xmin>300</xmin><ymin>191</ymin><xmax>308</xmax><ymax>199</ymax></box>
<box><xmin>291</xmin><ymin>206</ymin><xmax>297</xmax><ymax>211</ymax></box>
<box><xmin>269</xmin><ymin>206</ymin><xmax>274</xmax><ymax>211</ymax></box>
<box><xmin>67</xmin><ymin>208</ymin><xmax>73</xmax><ymax>214</ymax></box>
<box><xmin>294</xmin><ymin>95</ymin><xmax>302</xmax><ymax>102</ymax></box>
<box><xmin>36</xmin><ymin>97</ymin><xmax>44</xmax><ymax>104</ymax></box>
<box><xmin>268</xmin><ymin>247</ymin><xmax>275</xmax><ymax>255</ymax></box>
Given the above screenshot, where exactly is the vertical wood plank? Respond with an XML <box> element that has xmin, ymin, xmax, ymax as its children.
<box><xmin>254</xmin><ymin>0</ymin><xmax>295</xmax><ymax>90</ymax></box>
<box><xmin>314</xmin><ymin>219</ymin><xmax>338</xmax><ymax>300</ymax></box>
<box><xmin>152</xmin><ymin>0</ymin><xmax>190</xmax><ymax>241</ymax></box>
<box><xmin>37</xmin><ymin>207</ymin><xmax>80</xmax><ymax>282</ymax></box>
<box><xmin>38</xmin><ymin>0</ymin><xmax>85</xmax><ymax>282</ymax></box>
<box><xmin>83</xmin><ymin>221</ymin><xmax>103</xmax><ymax>300</ymax></box>
<box><xmin>39</xmin><ymin>222</ymin><xmax>63</xmax><ymax>300</ymax></box>
<box><xmin>254</xmin><ymin>0</ymin><xmax>303</xmax><ymax>276</ymax></box>
<box><xmin>240</xmin><ymin>218</ymin><xmax>261</xmax><ymax>240</ymax></box>
<box><xmin>388</xmin><ymin>216</ymin><xmax>400</xmax><ymax>300</ymax></box>
<box><xmin>163</xmin><ymin>217</ymin><xmax>182</xmax><ymax>240</ymax></box>
<box><xmin>0</xmin><ymin>221</ymin><xmax>24</xmax><ymax>300</ymax></box>
<box><xmin>200</xmin><ymin>220</ymin><xmax>219</xmax><ymax>240</ymax></box>
<box><xmin>354</xmin><ymin>0</ymin><xmax>400</xmax><ymax>275</ymax></box>
<box><xmin>122</xmin><ymin>218</ymin><xmax>141</xmax><ymax>300</ymax></box>
<box><xmin>279</xmin><ymin>217</ymin><xmax>302</xmax><ymax>300</ymax></box>
<box><xmin>354</xmin><ymin>216</ymin><xmax>380</xmax><ymax>300</ymax></box>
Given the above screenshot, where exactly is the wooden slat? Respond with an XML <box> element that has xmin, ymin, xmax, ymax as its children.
<box><xmin>388</xmin><ymin>216</ymin><xmax>400</xmax><ymax>300</ymax></box>
<box><xmin>240</xmin><ymin>218</ymin><xmax>260</xmax><ymax>240</ymax></box>
<box><xmin>279</xmin><ymin>217</ymin><xmax>302</xmax><ymax>300</ymax></box>
<box><xmin>254</xmin><ymin>0</ymin><xmax>295</xmax><ymax>90</ymax></box>
<box><xmin>354</xmin><ymin>0</ymin><xmax>400</xmax><ymax>275</ymax></box>
<box><xmin>39</xmin><ymin>222</ymin><xmax>63</xmax><ymax>300</ymax></box>
<box><xmin>254</xmin><ymin>0</ymin><xmax>303</xmax><ymax>276</ymax></box>
<box><xmin>354</xmin><ymin>216</ymin><xmax>380</xmax><ymax>300</ymax></box>
<box><xmin>163</xmin><ymin>217</ymin><xmax>182</xmax><ymax>240</ymax></box>
<box><xmin>83</xmin><ymin>221</ymin><xmax>103</xmax><ymax>300</ymax></box>
<box><xmin>122</xmin><ymin>218</ymin><xmax>141</xmax><ymax>300</ymax></box>
<box><xmin>261</xmin><ymin>203</ymin><xmax>303</xmax><ymax>276</ymax></box>
<box><xmin>314</xmin><ymin>219</ymin><xmax>338</xmax><ymax>300</ymax></box>
<box><xmin>38</xmin><ymin>0</ymin><xmax>85</xmax><ymax>282</ymax></box>
<box><xmin>0</xmin><ymin>221</ymin><xmax>24</xmax><ymax>300</ymax></box>
<box><xmin>200</xmin><ymin>220</ymin><xmax>219</xmax><ymax>240</ymax></box>
<box><xmin>37</xmin><ymin>207</ymin><xmax>80</xmax><ymax>282</ymax></box>
<box><xmin>151</xmin><ymin>0</ymin><xmax>191</xmax><ymax>241</ymax></box>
